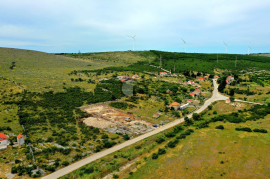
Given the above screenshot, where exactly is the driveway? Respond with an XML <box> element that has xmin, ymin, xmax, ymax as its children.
<box><xmin>41</xmin><ymin>79</ymin><xmax>236</xmax><ymax>179</ymax></box>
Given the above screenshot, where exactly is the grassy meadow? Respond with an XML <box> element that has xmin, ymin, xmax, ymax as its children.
<box><xmin>0</xmin><ymin>47</ymin><xmax>116</xmax><ymax>92</ymax></box>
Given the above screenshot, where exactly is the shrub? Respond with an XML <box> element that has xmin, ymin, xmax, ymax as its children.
<box><xmin>152</xmin><ymin>153</ymin><xmax>158</xmax><ymax>159</ymax></box>
<box><xmin>165</xmin><ymin>131</ymin><xmax>176</xmax><ymax>138</ymax></box>
<box><xmin>213</xmin><ymin>110</ymin><xmax>217</xmax><ymax>114</ymax></box>
<box><xmin>176</xmin><ymin>134</ymin><xmax>186</xmax><ymax>139</ymax></box>
<box><xmin>156</xmin><ymin>137</ymin><xmax>165</xmax><ymax>143</ymax></box>
<box><xmin>167</xmin><ymin>139</ymin><xmax>179</xmax><ymax>148</ymax></box>
<box><xmin>158</xmin><ymin>148</ymin><xmax>166</xmax><ymax>155</ymax></box>
<box><xmin>61</xmin><ymin>161</ymin><xmax>69</xmax><ymax>166</ymax></box>
<box><xmin>235</xmin><ymin>127</ymin><xmax>252</xmax><ymax>132</ymax></box>
<box><xmin>192</xmin><ymin>113</ymin><xmax>201</xmax><ymax>120</ymax></box>
<box><xmin>85</xmin><ymin>167</ymin><xmax>94</xmax><ymax>174</ymax></box>
<box><xmin>253</xmin><ymin>129</ymin><xmax>267</xmax><ymax>133</ymax></box>
<box><xmin>208</xmin><ymin>105</ymin><xmax>213</xmax><ymax>110</ymax></box>
<box><xmin>215</xmin><ymin>125</ymin><xmax>224</xmax><ymax>129</ymax></box>
<box><xmin>123</xmin><ymin>134</ymin><xmax>130</xmax><ymax>140</ymax></box>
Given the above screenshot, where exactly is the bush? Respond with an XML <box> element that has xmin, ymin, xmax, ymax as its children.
<box><xmin>61</xmin><ymin>161</ymin><xmax>69</xmax><ymax>166</ymax></box>
<box><xmin>192</xmin><ymin>113</ymin><xmax>201</xmax><ymax>120</ymax></box>
<box><xmin>85</xmin><ymin>167</ymin><xmax>94</xmax><ymax>174</ymax></box>
<box><xmin>158</xmin><ymin>148</ymin><xmax>166</xmax><ymax>155</ymax></box>
<box><xmin>208</xmin><ymin>105</ymin><xmax>213</xmax><ymax>110</ymax></box>
<box><xmin>213</xmin><ymin>110</ymin><xmax>217</xmax><ymax>114</ymax></box>
<box><xmin>165</xmin><ymin>131</ymin><xmax>176</xmax><ymax>138</ymax></box>
<box><xmin>176</xmin><ymin>134</ymin><xmax>186</xmax><ymax>139</ymax></box>
<box><xmin>156</xmin><ymin>137</ymin><xmax>166</xmax><ymax>143</ymax></box>
<box><xmin>235</xmin><ymin>127</ymin><xmax>252</xmax><ymax>132</ymax></box>
<box><xmin>253</xmin><ymin>129</ymin><xmax>267</xmax><ymax>133</ymax></box>
<box><xmin>167</xmin><ymin>139</ymin><xmax>179</xmax><ymax>148</ymax></box>
<box><xmin>152</xmin><ymin>153</ymin><xmax>158</xmax><ymax>159</ymax></box>
<box><xmin>123</xmin><ymin>134</ymin><xmax>130</xmax><ymax>140</ymax></box>
<box><xmin>215</xmin><ymin>125</ymin><xmax>224</xmax><ymax>129</ymax></box>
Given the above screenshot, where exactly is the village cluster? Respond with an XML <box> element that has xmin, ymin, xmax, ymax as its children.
<box><xmin>0</xmin><ymin>133</ymin><xmax>25</xmax><ymax>150</ymax></box>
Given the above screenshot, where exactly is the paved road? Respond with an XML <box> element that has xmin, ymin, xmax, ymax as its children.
<box><xmin>41</xmin><ymin>79</ymin><xmax>234</xmax><ymax>179</ymax></box>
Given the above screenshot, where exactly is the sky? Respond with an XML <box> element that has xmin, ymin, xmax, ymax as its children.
<box><xmin>0</xmin><ymin>0</ymin><xmax>270</xmax><ymax>54</ymax></box>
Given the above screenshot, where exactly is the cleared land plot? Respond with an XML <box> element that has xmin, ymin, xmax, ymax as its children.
<box><xmin>81</xmin><ymin>104</ymin><xmax>154</xmax><ymax>135</ymax></box>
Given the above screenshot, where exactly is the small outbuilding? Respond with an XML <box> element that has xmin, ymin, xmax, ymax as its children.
<box><xmin>17</xmin><ymin>134</ymin><xmax>25</xmax><ymax>145</ymax></box>
<box><xmin>225</xmin><ymin>98</ymin><xmax>231</xmax><ymax>104</ymax></box>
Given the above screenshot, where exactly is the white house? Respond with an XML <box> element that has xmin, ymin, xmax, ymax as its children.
<box><xmin>159</xmin><ymin>72</ymin><xmax>168</xmax><ymax>76</ymax></box>
<box><xmin>17</xmin><ymin>134</ymin><xmax>25</xmax><ymax>145</ymax></box>
<box><xmin>179</xmin><ymin>103</ymin><xmax>189</xmax><ymax>110</ymax></box>
<box><xmin>0</xmin><ymin>133</ymin><xmax>8</xmax><ymax>146</ymax></box>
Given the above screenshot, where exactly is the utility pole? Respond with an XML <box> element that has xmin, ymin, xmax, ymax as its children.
<box><xmin>160</xmin><ymin>55</ymin><xmax>162</xmax><ymax>68</ymax></box>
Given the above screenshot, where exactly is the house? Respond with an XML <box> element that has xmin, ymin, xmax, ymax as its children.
<box><xmin>225</xmin><ymin>98</ymin><xmax>231</xmax><ymax>104</ymax></box>
<box><xmin>214</xmin><ymin>75</ymin><xmax>220</xmax><ymax>79</ymax></box>
<box><xmin>120</xmin><ymin>79</ymin><xmax>126</xmax><ymax>82</ymax></box>
<box><xmin>198</xmin><ymin>77</ymin><xmax>205</xmax><ymax>81</ymax></box>
<box><xmin>117</xmin><ymin>75</ymin><xmax>128</xmax><ymax>80</ymax></box>
<box><xmin>99</xmin><ymin>78</ymin><xmax>109</xmax><ymax>82</ymax></box>
<box><xmin>132</xmin><ymin>74</ymin><xmax>139</xmax><ymax>79</ymax></box>
<box><xmin>153</xmin><ymin>112</ymin><xmax>160</xmax><ymax>118</ymax></box>
<box><xmin>169</xmin><ymin>102</ymin><xmax>180</xmax><ymax>110</ymax></box>
<box><xmin>194</xmin><ymin>88</ymin><xmax>201</xmax><ymax>96</ymax></box>
<box><xmin>179</xmin><ymin>103</ymin><xmax>189</xmax><ymax>110</ymax></box>
<box><xmin>17</xmin><ymin>134</ymin><xmax>25</xmax><ymax>145</ymax></box>
<box><xmin>187</xmin><ymin>99</ymin><xmax>193</xmax><ymax>103</ymax></box>
<box><xmin>190</xmin><ymin>93</ymin><xmax>195</xmax><ymax>98</ymax></box>
<box><xmin>187</xmin><ymin>81</ymin><xmax>194</xmax><ymax>85</ymax></box>
<box><xmin>159</xmin><ymin>72</ymin><xmax>168</xmax><ymax>76</ymax></box>
<box><xmin>227</xmin><ymin>76</ymin><xmax>234</xmax><ymax>82</ymax></box>
<box><xmin>204</xmin><ymin>76</ymin><xmax>209</xmax><ymax>79</ymax></box>
<box><xmin>0</xmin><ymin>133</ymin><xmax>8</xmax><ymax>146</ymax></box>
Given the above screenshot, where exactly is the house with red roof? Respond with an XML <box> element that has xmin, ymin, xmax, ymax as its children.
<box><xmin>120</xmin><ymin>79</ymin><xmax>126</xmax><ymax>82</ymax></box>
<box><xmin>0</xmin><ymin>133</ymin><xmax>8</xmax><ymax>146</ymax></box>
<box><xmin>198</xmin><ymin>77</ymin><xmax>205</xmax><ymax>81</ymax></box>
<box><xmin>132</xmin><ymin>74</ymin><xmax>139</xmax><ymax>79</ymax></box>
<box><xmin>159</xmin><ymin>72</ymin><xmax>167</xmax><ymax>76</ymax></box>
<box><xmin>225</xmin><ymin>98</ymin><xmax>231</xmax><ymax>104</ymax></box>
<box><xmin>17</xmin><ymin>134</ymin><xmax>25</xmax><ymax>145</ymax></box>
<box><xmin>190</xmin><ymin>93</ymin><xmax>195</xmax><ymax>98</ymax></box>
<box><xmin>169</xmin><ymin>102</ymin><xmax>180</xmax><ymax>110</ymax></box>
<box><xmin>194</xmin><ymin>88</ymin><xmax>201</xmax><ymax>96</ymax></box>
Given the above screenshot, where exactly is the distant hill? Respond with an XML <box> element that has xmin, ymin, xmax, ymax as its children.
<box><xmin>0</xmin><ymin>47</ymin><xmax>115</xmax><ymax>92</ymax></box>
<box><xmin>59</xmin><ymin>51</ymin><xmax>156</xmax><ymax>64</ymax></box>
<box><xmin>251</xmin><ymin>53</ymin><xmax>270</xmax><ymax>57</ymax></box>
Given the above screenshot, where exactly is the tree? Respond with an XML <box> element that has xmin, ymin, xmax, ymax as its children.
<box><xmin>229</xmin><ymin>89</ymin><xmax>235</xmax><ymax>96</ymax></box>
<box><xmin>152</xmin><ymin>153</ymin><xmax>158</xmax><ymax>159</ymax></box>
<box><xmin>164</xmin><ymin>100</ymin><xmax>169</xmax><ymax>106</ymax></box>
<box><xmin>184</xmin><ymin>117</ymin><xmax>193</xmax><ymax>125</ymax></box>
<box><xmin>192</xmin><ymin>113</ymin><xmax>201</xmax><ymax>120</ymax></box>
<box><xmin>175</xmin><ymin>98</ymin><xmax>182</xmax><ymax>103</ymax></box>
<box><xmin>229</xmin><ymin>97</ymin><xmax>235</xmax><ymax>102</ymax></box>
<box><xmin>208</xmin><ymin>105</ymin><xmax>213</xmax><ymax>110</ymax></box>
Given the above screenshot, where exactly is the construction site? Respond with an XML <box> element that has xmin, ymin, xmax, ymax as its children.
<box><xmin>80</xmin><ymin>104</ymin><xmax>154</xmax><ymax>135</ymax></box>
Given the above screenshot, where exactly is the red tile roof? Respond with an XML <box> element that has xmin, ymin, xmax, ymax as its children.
<box><xmin>121</xmin><ymin>79</ymin><xmax>125</xmax><ymax>81</ymax></box>
<box><xmin>227</xmin><ymin>99</ymin><xmax>230</xmax><ymax>101</ymax></box>
<box><xmin>170</xmin><ymin>102</ymin><xmax>180</xmax><ymax>106</ymax></box>
<box><xmin>17</xmin><ymin>134</ymin><xmax>24</xmax><ymax>139</ymax></box>
<box><xmin>160</xmin><ymin>72</ymin><xmax>167</xmax><ymax>74</ymax></box>
<box><xmin>198</xmin><ymin>77</ymin><xmax>204</xmax><ymax>80</ymax></box>
<box><xmin>190</xmin><ymin>93</ymin><xmax>195</xmax><ymax>96</ymax></box>
<box><xmin>0</xmin><ymin>133</ymin><xmax>8</xmax><ymax>141</ymax></box>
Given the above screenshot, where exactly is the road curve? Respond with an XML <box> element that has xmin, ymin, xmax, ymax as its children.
<box><xmin>42</xmin><ymin>79</ymin><xmax>227</xmax><ymax>179</ymax></box>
